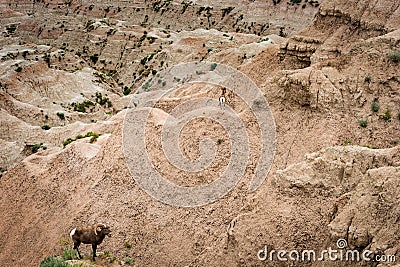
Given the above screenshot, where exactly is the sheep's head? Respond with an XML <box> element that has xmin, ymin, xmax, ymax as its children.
<box><xmin>94</xmin><ymin>223</ymin><xmax>111</xmax><ymax>237</ymax></box>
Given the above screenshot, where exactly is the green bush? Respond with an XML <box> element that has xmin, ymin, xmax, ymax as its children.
<box><xmin>123</xmin><ymin>257</ymin><xmax>133</xmax><ymax>264</ymax></box>
<box><xmin>380</xmin><ymin>108</ymin><xmax>392</xmax><ymax>122</ymax></box>
<box><xmin>388</xmin><ymin>51</ymin><xmax>400</xmax><ymax>63</ymax></box>
<box><xmin>42</xmin><ymin>125</ymin><xmax>51</xmax><ymax>130</ymax></box>
<box><xmin>56</xmin><ymin>112</ymin><xmax>65</xmax><ymax>120</ymax></box>
<box><xmin>15</xmin><ymin>66</ymin><xmax>23</xmax><ymax>72</ymax></box>
<box><xmin>32</xmin><ymin>143</ymin><xmax>43</xmax><ymax>153</ymax></box>
<box><xmin>358</xmin><ymin>119</ymin><xmax>368</xmax><ymax>128</ymax></box>
<box><xmin>40</xmin><ymin>256</ymin><xmax>69</xmax><ymax>267</ymax></box>
<box><xmin>124</xmin><ymin>242</ymin><xmax>132</xmax><ymax>249</ymax></box>
<box><xmin>62</xmin><ymin>249</ymin><xmax>79</xmax><ymax>261</ymax></box>
<box><xmin>364</xmin><ymin>75</ymin><xmax>371</xmax><ymax>83</ymax></box>
<box><xmin>90</xmin><ymin>53</ymin><xmax>99</xmax><ymax>64</ymax></box>
<box><xmin>210</xmin><ymin>63</ymin><xmax>217</xmax><ymax>71</ymax></box>
<box><xmin>63</xmin><ymin>138</ymin><xmax>74</xmax><ymax>147</ymax></box>
<box><xmin>6</xmin><ymin>24</ymin><xmax>17</xmax><ymax>34</ymax></box>
<box><xmin>123</xmin><ymin>86</ymin><xmax>131</xmax><ymax>95</ymax></box>
<box><xmin>371</xmin><ymin>102</ymin><xmax>379</xmax><ymax>112</ymax></box>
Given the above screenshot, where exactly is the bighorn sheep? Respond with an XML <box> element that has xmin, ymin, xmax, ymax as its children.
<box><xmin>219</xmin><ymin>87</ymin><xmax>226</xmax><ymax>109</ymax></box>
<box><xmin>70</xmin><ymin>223</ymin><xmax>111</xmax><ymax>261</ymax></box>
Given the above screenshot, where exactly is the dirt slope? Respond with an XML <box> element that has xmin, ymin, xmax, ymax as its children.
<box><xmin>0</xmin><ymin>0</ymin><xmax>399</xmax><ymax>266</ymax></box>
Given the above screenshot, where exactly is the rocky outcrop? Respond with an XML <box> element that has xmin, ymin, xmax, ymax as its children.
<box><xmin>279</xmin><ymin>0</ymin><xmax>400</xmax><ymax>68</ymax></box>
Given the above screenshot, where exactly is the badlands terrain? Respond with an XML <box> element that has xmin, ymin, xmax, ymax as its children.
<box><xmin>0</xmin><ymin>0</ymin><xmax>399</xmax><ymax>266</ymax></box>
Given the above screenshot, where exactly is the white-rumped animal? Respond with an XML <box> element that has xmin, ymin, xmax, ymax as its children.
<box><xmin>70</xmin><ymin>223</ymin><xmax>111</xmax><ymax>261</ymax></box>
<box><xmin>219</xmin><ymin>95</ymin><xmax>226</xmax><ymax>109</ymax></box>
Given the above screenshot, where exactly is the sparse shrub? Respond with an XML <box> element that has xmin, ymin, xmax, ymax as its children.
<box><xmin>398</xmin><ymin>112</ymin><xmax>400</xmax><ymax>120</ymax></box>
<box><xmin>290</xmin><ymin>0</ymin><xmax>302</xmax><ymax>4</ymax></box>
<box><xmin>152</xmin><ymin>69</ymin><xmax>157</xmax><ymax>75</ymax></box>
<box><xmin>72</xmin><ymin>100</ymin><xmax>94</xmax><ymax>113</ymax></box>
<box><xmin>207</xmin><ymin>48</ymin><xmax>213</xmax><ymax>53</ymax></box>
<box><xmin>63</xmin><ymin>132</ymin><xmax>100</xmax><ymax>147</ymax></box>
<box><xmin>380</xmin><ymin>108</ymin><xmax>392</xmax><ymax>122</ymax></box>
<box><xmin>56</xmin><ymin>112</ymin><xmax>65</xmax><ymax>120</ymax></box>
<box><xmin>210</xmin><ymin>63</ymin><xmax>217</xmax><ymax>71</ymax></box>
<box><xmin>327</xmin><ymin>61</ymin><xmax>332</xmax><ymax>67</ymax></box>
<box><xmin>15</xmin><ymin>66</ymin><xmax>23</xmax><ymax>72</ymax></box>
<box><xmin>344</xmin><ymin>140</ymin><xmax>352</xmax><ymax>145</ymax></box>
<box><xmin>63</xmin><ymin>138</ymin><xmax>74</xmax><ymax>147</ymax></box>
<box><xmin>123</xmin><ymin>86</ymin><xmax>131</xmax><ymax>95</ymax></box>
<box><xmin>32</xmin><ymin>143</ymin><xmax>43</xmax><ymax>153</ymax></box>
<box><xmin>371</xmin><ymin>102</ymin><xmax>379</xmax><ymax>112</ymax></box>
<box><xmin>217</xmin><ymin>139</ymin><xmax>223</xmax><ymax>145</ymax></box>
<box><xmin>6</xmin><ymin>24</ymin><xmax>17</xmax><ymax>34</ymax></box>
<box><xmin>124</xmin><ymin>241</ymin><xmax>132</xmax><ymax>249</ymax></box>
<box><xmin>388</xmin><ymin>51</ymin><xmax>400</xmax><ymax>63</ymax></box>
<box><xmin>40</xmin><ymin>256</ymin><xmax>69</xmax><ymax>267</ymax></box>
<box><xmin>90</xmin><ymin>53</ymin><xmax>99</xmax><ymax>64</ymax></box>
<box><xmin>86</xmin><ymin>132</ymin><xmax>100</xmax><ymax>143</ymax></box>
<box><xmin>123</xmin><ymin>257</ymin><xmax>133</xmax><ymax>264</ymax></box>
<box><xmin>41</xmin><ymin>125</ymin><xmax>51</xmax><ymax>130</ymax></box>
<box><xmin>364</xmin><ymin>75</ymin><xmax>371</xmax><ymax>83</ymax></box>
<box><xmin>62</xmin><ymin>249</ymin><xmax>79</xmax><ymax>261</ymax></box>
<box><xmin>358</xmin><ymin>119</ymin><xmax>368</xmax><ymax>128</ymax></box>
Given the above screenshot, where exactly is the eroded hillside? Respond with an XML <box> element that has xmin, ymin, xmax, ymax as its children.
<box><xmin>0</xmin><ymin>0</ymin><xmax>399</xmax><ymax>266</ymax></box>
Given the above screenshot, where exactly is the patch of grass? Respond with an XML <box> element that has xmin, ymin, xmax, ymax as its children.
<box><xmin>358</xmin><ymin>119</ymin><xmax>368</xmax><ymax>128</ymax></box>
<box><xmin>72</xmin><ymin>100</ymin><xmax>94</xmax><ymax>113</ymax></box>
<box><xmin>380</xmin><ymin>108</ymin><xmax>392</xmax><ymax>122</ymax></box>
<box><xmin>344</xmin><ymin>140</ymin><xmax>352</xmax><ymax>145</ymax></box>
<box><xmin>109</xmin><ymin>256</ymin><xmax>117</xmax><ymax>263</ymax></box>
<box><xmin>95</xmin><ymin>92</ymin><xmax>112</xmax><ymax>107</ymax></box>
<box><xmin>210</xmin><ymin>63</ymin><xmax>217</xmax><ymax>71</ymax></box>
<box><xmin>62</xmin><ymin>249</ymin><xmax>79</xmax><ymax>261</ymax></box>
<box><xmin>40</xmin><ymin>256</ymin><xmax>69</xmax><ymax>267</ymax></box>
<box><xmin>63</xmin><ymin>138</ymin><xmax>74</xmax><ymax>148</ymax></box>
<box><xmin>388</xmin><ymin>51</ymin><xmax>400</xmax><ymax>63</ymax></box>
<box><xmin>41</xmin><ymin>125</ymin><xmax>51</xmax><ymax>130</ymax></box>
<box><xmin>364</xmin><ymin>75</ymin><xmax>371</xmax><ymax>83</ymax></box>
<box><xmin>63</xmin><ymin>132</ymin><xmax>101</xmax><ymax>147</ymax></box>
<box><xmin>371</xmin><ymin>102</ymin><xmax>379</xmax><ymax>112</ymax></box>
<box><xmin>124</xmin><ymin>241</ymin><xmax>132</xmax><ymax>249</ymax></box>
<box><xmin>123</xmin><ymin>257</ymin><xmax>134</xmax><ymax>264</ymax></box>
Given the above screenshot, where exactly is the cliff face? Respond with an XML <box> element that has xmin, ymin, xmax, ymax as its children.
<box><xmin>279</xmin><ymin>0</ymin><xmax>400</xmax><ymax>67</ymax></box>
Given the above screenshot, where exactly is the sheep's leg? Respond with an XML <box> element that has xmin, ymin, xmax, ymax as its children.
<box><xmin>92</xmin><ymin>243</ymin><xmax>97</xmax><ymax>261</ymax></box>
<box><xmin>73</xmin><ymin>242</ymin><xmax>82</xmax><ymax>259</ymax></box>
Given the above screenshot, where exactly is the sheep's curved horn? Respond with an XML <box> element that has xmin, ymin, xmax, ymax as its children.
<box><xmin>93</xmin><ymin>223</ymin><xmax>106</xmax><ymax>235</ymax></box>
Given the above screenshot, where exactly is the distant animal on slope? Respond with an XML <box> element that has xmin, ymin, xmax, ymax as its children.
<box><xmin>70</xmin><ymin>223</ymin><xmax>111</xmax><ymax>261</ymax></box>
<box><xmin>219</xmin><ymin>95</ymin><xmax>226</xmax><ymax>109</ymax></box>
<box><xmin>219</xmin><ymin>87</ymin><xmax>227</xmax><ymax>109</ymax></box>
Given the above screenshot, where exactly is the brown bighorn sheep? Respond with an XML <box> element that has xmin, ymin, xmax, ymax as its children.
<box><xmin>70</xmin><ymin>223</ymin><xmax>111</xmax><ymax>261</ymax></box>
